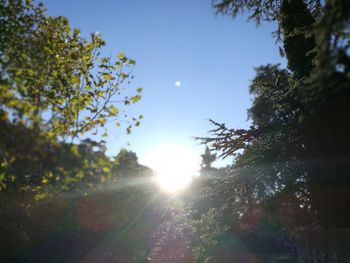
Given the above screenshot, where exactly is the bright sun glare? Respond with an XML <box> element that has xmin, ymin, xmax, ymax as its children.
<box><xmin>142</xmin><ymin>144</ymin><xmax>201</xmax><ymax>193</ymax></box>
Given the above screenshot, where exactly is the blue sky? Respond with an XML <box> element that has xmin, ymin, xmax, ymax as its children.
<box><xmin>42</xmin><ymin>0</ymin><xmax>285</xmax><ymax>167</ymax></box>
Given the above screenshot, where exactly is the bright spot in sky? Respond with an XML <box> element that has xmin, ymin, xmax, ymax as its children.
<box><xmin>142</xmin><ymin>143</ymin><xmax>201</xmax><ymax>193</ymax></box>
<box><xmin>175</xmin><ymin>80</ymin><xmax>181</xmax><ymax>87</ymax></box>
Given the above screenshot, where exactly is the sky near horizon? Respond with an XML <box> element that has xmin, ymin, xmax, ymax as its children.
<box><xmin>41</xmin><ymin>0</ymin><xmax>285</xmax><ymax>167</ymax></box>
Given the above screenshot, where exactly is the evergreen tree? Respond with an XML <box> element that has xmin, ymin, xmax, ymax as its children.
<box><xmin>201</xmin><ymin>146</ymin><xmax>217</xmax><ymax>169</ymax></box>
<box><xmin>195</xmin><ymin>0</ymin><xmax>350</xmax><ymax>259</ymax></box>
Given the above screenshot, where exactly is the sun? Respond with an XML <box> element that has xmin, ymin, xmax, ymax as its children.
<box><xmin>142</xmin><ymin>143</ymin><xmax>201</xmax><ymax>193</ymax></box>
<box><xmin>175</xmin><ymin>80</ymin><xmax>181</xmax><ymax>87</ymax></box>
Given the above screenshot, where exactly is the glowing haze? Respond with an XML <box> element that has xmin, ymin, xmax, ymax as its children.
<box><xmin>142</xmin><ymin>143</ymin><xmax>201</xmax><ymax>193</ymax></box>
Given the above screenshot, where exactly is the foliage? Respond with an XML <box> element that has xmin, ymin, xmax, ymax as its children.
<box><xmin>1</xmin><ymin>0</ymin><xmax>349</xmax><ymax>261</ymax></box>
<box><xmin>0</xmin><ymin>0</ymin><xmax>142</xmax><ymax>139</ymax></box>
<box><xmin>0</xmin><ymin>120</ymin><xmax>153</xmax><ymax>262</ymax></box>
<box><xmin>200</xmin><ymin>146</ymin><xmax>216</xmax><ymax>169</ymax></box>
<box><xmin>0</xmin><ymin>3</ymin><xmax>152</xmax><ymax>261</ymax></box>
<box><xmin>212</xmin><ymin>0</ymin><xmax>322</xmax><ymax>40</ymax></box>
<box><xmin>0</xmin><ymin>0</ymin><xmax>145</xmax><ymax>193</ymax></box>
<box><xmin>204</xmin><ymin>0</ymin><xmax>350</xmax><ymax>224</ymax></box>
<box><xmin>112</xmin><ymin>148</ymin><xmax>153</xmax><ymax>178</ymax></box>
<box><xmin>0</xmin><ymin>179</ymin><xmax>158</xmax><ymax>262</ymax></box>
<box><xmin>193</xmin><ymin>0</ymin><xmax>350</xmax><ymax>260</ymax></box>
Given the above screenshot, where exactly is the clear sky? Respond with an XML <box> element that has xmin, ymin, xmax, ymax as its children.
<box><xmin>41</xmin><ymin>0</ymin><xmax>285</xmax><ymax>167</ymax></box>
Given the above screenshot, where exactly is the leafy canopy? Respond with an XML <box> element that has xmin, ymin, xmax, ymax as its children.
<box><xmin>0</xmin><ymin>0</ymin><xmax>143</xmax><ymax>140</ymax></box>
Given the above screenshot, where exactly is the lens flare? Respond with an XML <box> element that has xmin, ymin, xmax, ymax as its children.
<box><xmin>142</xmin><ymin>144</ymin><xmax>201</xmax><ymax>193</ymax></box>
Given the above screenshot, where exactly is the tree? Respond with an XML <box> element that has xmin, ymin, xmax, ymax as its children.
<box><xmin>206</xmin><ymin>0</ymin><xmax>350</xmax><ymax>222</ymax></box>
<box><xmin>201</xmin><ymin>146</ymin><xmax>217</xmax><ymax>169</ymax></box>
<box><xmin>0</xmin><ymin>0</ymin><xmax>144</xmax><ymax>191</ymax></box>
<box><xmin>214</xmin><ymin>0</ymin><xmax>319</xmax><ymax>78</ymax></box>
<box><xmin>112</xmin><ymin>149</ymin><xmax>153</xmax><ymax>178</ymax></box>
<box><xmin>195</xmin><ymin>0</ymin><xmax>350</xmax><ymax>259</ymax></box>
<box><xmin>0</xmin><ymin>0</ymin><xmax>142</xmax><ymax>139</ymax></box>
<box><xmin>115</xmin><ymin>149</ymin><xmax>138</xmax><ymax>167</ymax></box>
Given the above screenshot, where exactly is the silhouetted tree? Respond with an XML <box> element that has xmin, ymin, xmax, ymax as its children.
<box><xmin>201</xmin><ymin>146</ymin><xmax>217</xmax><ymax>169</ymax></box>
<box><xmin>194</xmin><ymin>0</ymin><xmax>350</xmax><ymax>260</ymax></box>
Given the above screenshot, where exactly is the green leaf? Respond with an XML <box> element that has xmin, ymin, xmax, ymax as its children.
<box><xmin>117</xmin><ymin>52</ymin><xmax>125</xmax><ymax>60</ymax></box>
<box><xmin>70</xmin><ymin>145</ymin><xmax>80</xmax><ymax>156</ymax></box>
<box><xmin>103</xmin><ymin>73</ymin><xmax>112</xmax><ymax>80</ymax></box>
<box><xmin>130</xmin><ymin>95</ymin><xmax>141</xmax><ymax>104</ymax></box>
<box><xmin>42</xmin><ymin>177</ymin><xmax>48</xmax><ymax>184</ymax></box>
<box><xmin>109</xmin><ymin>105</ymin><xmax>119</xmax><ymax>115</ymax></box>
